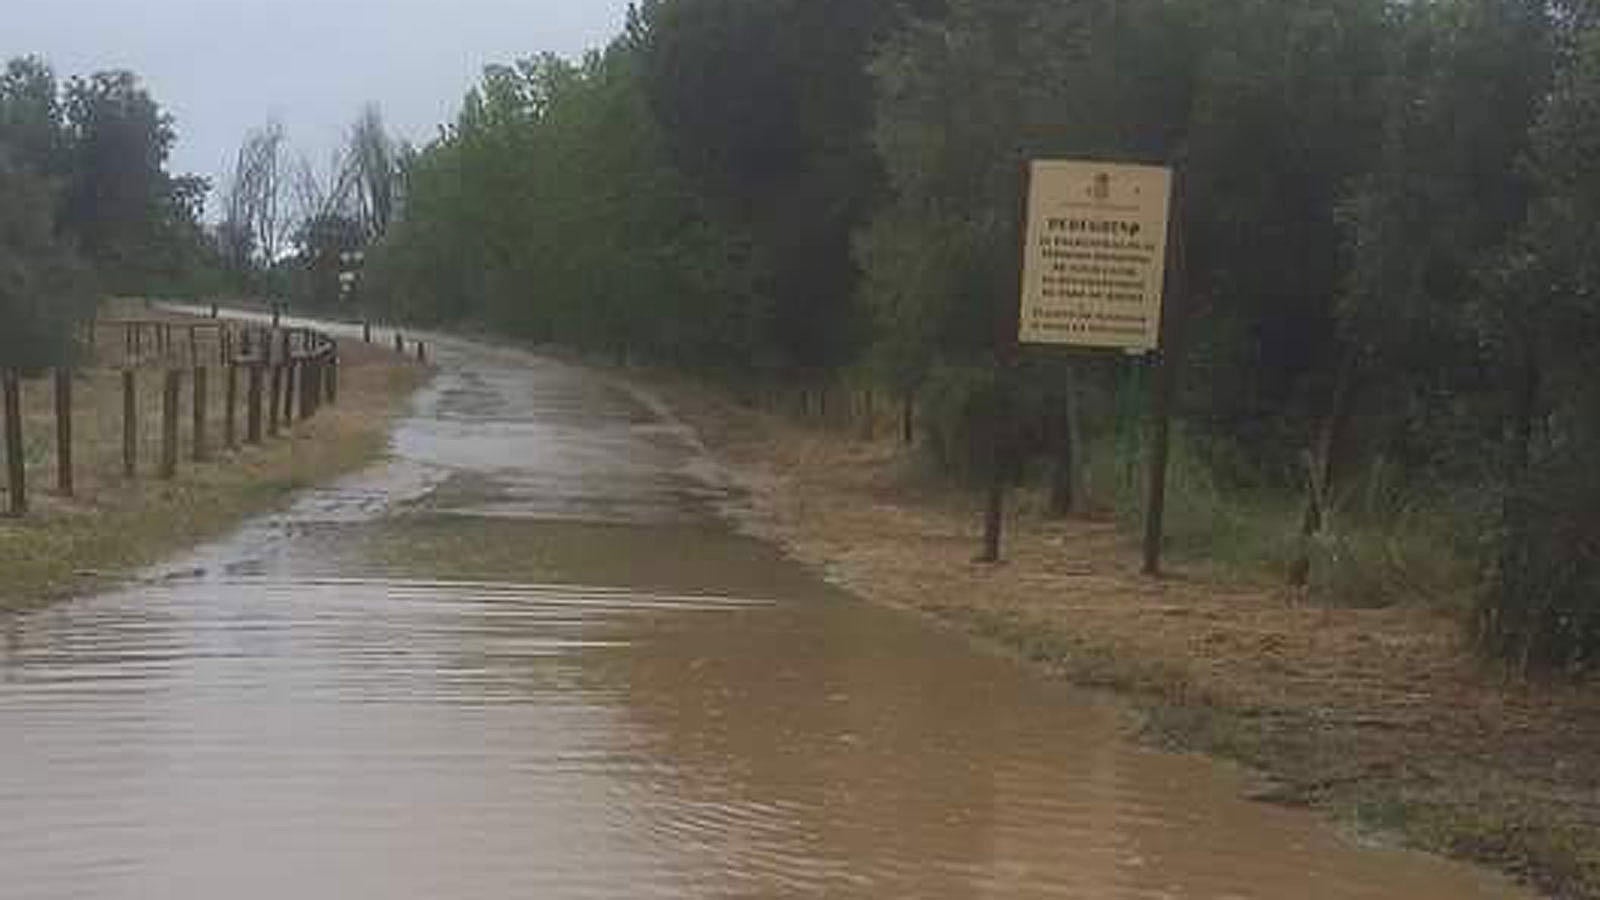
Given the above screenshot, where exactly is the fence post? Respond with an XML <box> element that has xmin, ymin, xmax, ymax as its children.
<box><xmin>268</xmin><ymin>365</ymin><xmax>282</xmax><ymax>437</ymax></box>
<box><xmin>123</xmin><ymin>370</ymin><xmax>138</xmax><ymax>477</ymax></box>
<box><xmin>362</xmin><ymin>321</ymin><xmax>372</xmax><ymax>343</ymax></box>
<box><xmin>192</xmin><ymin>365</ymin><xmax>208</xmax><ymax>462</ymax></box>
<box><xmin>272</xmin><ymin>303</ymin><xmax>281</xmax><ymax>328</ymax></box>
<box><xmin>247</xmin><ymin>364</ymin><xmax>263</xmax><ymax>444</ymax></box>
<box><xmin>283</xmin><ymin>360</ymin><xmax>298</xmax><ymax>425</ymax></box>
<box><xmin>416</xmin><ymin>341</ymin><xmax>426</xmax><ymax>363</ymax></box>
<box><xmin>160</xmin><ymin>369</ymin><xmax>180</xmax><ymax>479</ymax></box>
<box><xmin>298</xmin><ymin>359</ymin><xmax>313</xmax><ymax>420</ymax></box>
<box><xmin>187</xmin><ymin>325</ymin><xmax>198</xmax><ymax>365</ymax></box>
<box><xmin>326</xmin><ymin>353</ymin><xmax>339</xmax><ymax>405</ymax></box>
<box><xmin>225</xmin><ymin>362</ymin><xmax>239</xmax><ymax>449</ymax></box>
<box><xmin>394</xmin><ymin>333</ymin><xmax>404</xmax><ymax>354</ymax></box>
<box><xmin>55</xmin><ymin>368</ymin><xmax>73</xmax><ymax>497</ymax></box>
<box><xmin>3</xmin><ymin>370</ymin><xmax>25</xmax><ymax>516</ymax></box>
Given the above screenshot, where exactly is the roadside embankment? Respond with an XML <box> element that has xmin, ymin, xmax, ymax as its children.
<box><xmin>0</xmin><ymin>304</ymin><xmax>429</xmax><ymax>612</ymax></box>
<box><xmin>647</xmin><ymin>373</ymin><xmax>1600</xmax><ymax>900</ymax></box>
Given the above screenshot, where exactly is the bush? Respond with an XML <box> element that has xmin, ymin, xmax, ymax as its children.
<box><xmin>1477</xmin><ymin>459</ymin><xmax>1600</xmax><ymax>675</ymax></box>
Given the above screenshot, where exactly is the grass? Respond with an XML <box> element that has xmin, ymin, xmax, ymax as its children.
<box><xmin>1077</xmin><ymin>426</ymin><xmax>1483</xmax><ymax>609</ymax></box>
<box><xmin>0</xmin><ymin>304</ymin><xmax>429</xmax><ymax>612</ymax></box>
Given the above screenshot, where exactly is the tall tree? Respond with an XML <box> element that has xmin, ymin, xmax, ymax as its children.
<box><xmin>58</xmin><ymin>70</ymin><xmax>194</xmax><ymax>292</ymax></box>
<box><xmin>0</xmin><ymin>147</ymin><xmax>94</xmax><ymax>370</ymax></box>
<box><xmin>635</xmin><ymin>0</ymin><xmax>910</xmax><ymax>372</ymax></box>
<box><xmin>220</xmin><ymin>119</ymin><xmax>288</xmax><ymax>275</ymax></box>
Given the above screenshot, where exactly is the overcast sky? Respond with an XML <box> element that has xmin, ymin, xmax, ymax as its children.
<box><xmin>6</xmin><ymin>0</ymin><xmax>633</xmax><ymax>214</ymax></box>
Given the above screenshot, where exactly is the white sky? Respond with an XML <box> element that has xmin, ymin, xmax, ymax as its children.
<box><xmin>5</xmin><ymin>0</ymin><xmax>632</xmax><ymax>214</ymax></box>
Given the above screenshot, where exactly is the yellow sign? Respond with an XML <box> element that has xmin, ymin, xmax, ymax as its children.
<box><xmin>1018</xmin><ymin>160</ymin><xmax>1172</xmax><ymax>350</ymax></box>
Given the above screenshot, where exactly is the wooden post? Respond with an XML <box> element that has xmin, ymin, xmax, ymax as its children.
<box><xmin>1049</xmin><ymin>360</ymin><xmax>1087</xmax><ymax>517</ymax></box>
<box><xmin>246</xmin><ymin>364</ymin><xmax>263</xmax><ymax>444</ymax></box>
<box><xmin>416</xmin><ymin>341</ymin><xmax>426</xmax><ymax>363</ymax></box>
<box><xmin>271</xmin><ymin>303</ymin><xmax>281</xmax><ymax>328</ymax></box>
<box><xmin>192</xmin><ymin>366</ymin><xmax>208</xmax><ymax>462</ymax></box>
<box><xmin>283</xmin><ymin>360</ymin><xmax>298</xmax><ymax>424</ymax></box>
<box><xmin>312</xmin><ymin>360</ymin><xmax>324</xmax><ymax>418</ymax></box>
<box><xmin>325</xmin><ymin>354</ymin><xmax>338</xmax><ymax>405</ymax></box>
<box><xmin>123</xmin><ymin>370</ymin><xmax>138</xmax><ymax>477</ymax></box>
<box><xmin>3</xmin><ymin>370</ymin><xmax>25</xmax><ymax>516</ymax></box>
<box><xmin>268</xmin><ymin>365</ymin><xmax>282</xmax><ymax>437</ymax></box>
<box><xmin>394</xmin><ymin>333</ymin><xmax>404</xmax><ymax>354</ymax></box>
<box><xmin>209</xmin><ymin>302</ymin><xmax>219</xmax><ymax>318</ymax></box>
<box><xmin>299</xmin><ymin>360</ymin><xmax>316</xmax><ymax>420</ymax></box>
<box><xmin>187</xmin><ymin>325</ymin><xmax>198</xmax><ymax>365</ymax></box>
<box><xmin>362</xmin><ymin>321</ymin><xmax>372</xmax><ymax>343</ymax></box>
<box><xmin>1142</xmin><ymin>167</ymin><xmax>1187</xmax><ymax>577</ymax></box>
<box><xmin>54</xmin><ymin>368</ymin><xmax>73</xmax><ymax>497</ymax></box>
<box><xmin>160</xmin><ymin>369</ymin><xmax>180</xmax><ymax>479</ymax></box>
<box><xmin>224</xmin><ymin>363</ymin><xmax>239</xmax><ymax>449</ymax></box>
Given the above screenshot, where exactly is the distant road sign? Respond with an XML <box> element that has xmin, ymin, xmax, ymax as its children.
<box><xmin>1019</xmin><ymin>160</ymin><xmax>1172</xmax><ymax>351</ymax></box>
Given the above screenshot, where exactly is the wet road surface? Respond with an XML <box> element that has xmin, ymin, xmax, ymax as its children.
<box><xmin>0</xmin><ymin>329</ymin><xmax>1536</xmax><ymax>899</ymax></box>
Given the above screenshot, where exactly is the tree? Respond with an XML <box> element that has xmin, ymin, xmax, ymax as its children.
<box><xmin>0</xmin><ymin>57</ymin><xmax>65</xmax><ymax>177</ymax></box>
<box><xmin>57</xmin><ymin>69</ymin><xmax>205</xmax><ymax>293</ymax></box>
<box><xmin>346</xmin><ymin>104</ymin><xmax>401</xmax><ymax>242</ymax></box>
<box><xmin>1339</xmin><ymin>0</ymin><xmax>1556</xmax><ymax>481</ymax></box>
<box><xmin>220</xmin><ymin>119</ymin><xmax>288</xmax><ymax>276</ymax></box>
<box><xmin>0</xmin><ymin>147</ymin><xmax>93</xmax><ymax>370</ymax></box>
<box><xmin>636</xmin><ymin>0</ymin><xmax>912</xmax><ymax>372</ymax></box>
<box><xmin>1474</xmin><ymin>11</ymin><xmax>1600</xmax><ymax>671</ymax></box>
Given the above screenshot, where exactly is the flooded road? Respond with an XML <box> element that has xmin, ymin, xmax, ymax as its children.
<box><xmin>0</xmin><ymin>332</ymin><xmax>1535</xmax><ymax>899</ymax></box>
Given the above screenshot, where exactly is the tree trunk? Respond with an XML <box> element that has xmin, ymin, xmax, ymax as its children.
<box><xmin>1289</xmin><ymin>353</ymin><xmax>1359</xmax><ymax>588</ymax></box>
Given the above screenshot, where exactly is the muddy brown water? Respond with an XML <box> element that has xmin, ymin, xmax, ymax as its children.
<box><xmin>0</xmin><ymin>326</ymin><xmax>1536</xmax><ymax>899</ymax></box>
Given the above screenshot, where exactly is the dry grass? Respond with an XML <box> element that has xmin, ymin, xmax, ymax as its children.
<box><xmin>0</xmin><ymin>304</ymin><xmax>428</xmax><ymax>611</ymax></box>
<box><xmin>649</xmin><ymin>373</ymin><xmax>1600</xmax><ymax>900</ymax></box>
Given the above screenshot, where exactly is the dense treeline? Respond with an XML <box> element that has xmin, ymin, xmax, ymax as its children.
<box><xmin>358</xmin><ymin>0</ymin><xmax>1600</xmax><ymax>671</ymax></box>
<box><xmin>1</xmin><ymin>58</ymin><xmax>213</xmax><ymax>368</ymax></box>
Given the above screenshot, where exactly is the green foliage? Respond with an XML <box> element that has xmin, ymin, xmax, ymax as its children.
<box><xmin>58</xmin><ymin>70</ymin><xmax>204</xmax><ymax>294</ymax></box>
<box><xmin>634</xmin><ymin>0</ymin><xmax>908</xmax><ymax>370</ymax></box>
<box><xmin>0</xmin><ymin>147</ymin><xmax>94</xmax><ymax>371</ymax></box>
<box><xmin>368</xmin><ymin>40</ymin><xmax>768</xmax><ymax>370</ymax></box>
<box><xmin>1473</xmin><ymin>16</ymin><xmax>1600</xmax><ymax>671</ymax></box>
<box><xmin>2</xmin><ymin>57</ymin><xmax>210</xmax><ymax>306</ymax></box>
<box><xmin>1480</xmin><ymin>460</ymin><xmax>1600</xmax><ymax>674</ymax></box>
